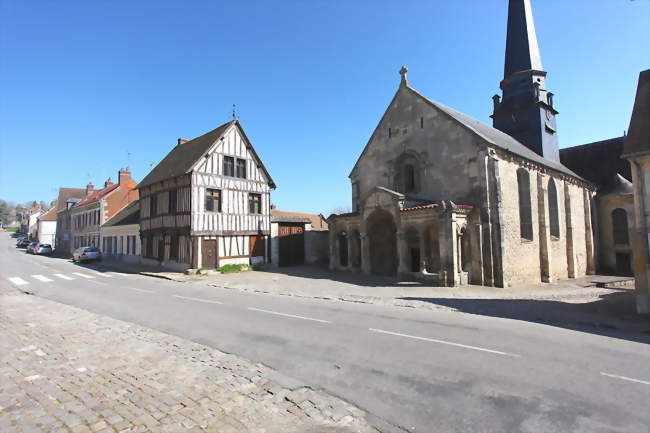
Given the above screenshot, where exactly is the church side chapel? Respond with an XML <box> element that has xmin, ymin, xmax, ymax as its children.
<box><xmin>328</xmin><ymin>0</ymin><xmax>596</xmax><ymax>287</ymax></box>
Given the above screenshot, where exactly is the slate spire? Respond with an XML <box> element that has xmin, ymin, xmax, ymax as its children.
<box><xmin>504</xmin><ymin>0</ymin><xmax>543</xmax><ymax>78</ymax></box>
<box><xmin>492</xmin><ymin>0</ymin><xmax>560</xmax><ymax>163</ymax></box>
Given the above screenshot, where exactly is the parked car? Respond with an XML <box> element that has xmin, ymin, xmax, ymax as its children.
<box><xmin>73</xmin><ymin>246</ymin><xmax>102</xmax><ymax>263</ymax></box>
<box><xmin>16</xmin><ymin>238</ymin><xmax>31</xmax><ymax>248</ymax></box>
<box><xmin>26</xmin><ymin>242</ymin><xmax>38</xmax><ymax>253</ymax></box>
<box><xmin>33</xmin><ymin>244</ymin><xmax>53</xmax><ymax>255</ymax></box>
<box><xmin>11</xmin><ymin>231</ymin><xmax>24</xmax><ymax>238</ymax></box>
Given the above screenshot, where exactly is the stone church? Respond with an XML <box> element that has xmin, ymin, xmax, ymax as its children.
<box><xmin>328</xmin><ymin>0</ymin><xmax>596</xmax><ymax>287</ymax></box>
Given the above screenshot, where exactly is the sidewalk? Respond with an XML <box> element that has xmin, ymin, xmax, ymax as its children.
<box><xmin>0</xmin><ymin>283</ymin><xmax>377</xmax><ymax>433</ymax></box>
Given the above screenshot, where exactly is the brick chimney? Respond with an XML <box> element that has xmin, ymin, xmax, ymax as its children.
<box><xmin>118</xmin><ymin>168</ymin><xmax>132</xmax><ymax>185</ymax></box>
<box><xmin>104</xmin><ymin>177</ymin><xmax>114</xmax><ymax>188</ymax></box>
<box><xmin>177</xmin><ymin>138</ymin><xmax>188</xmax><ymax>146</ymax></box>
<box><xmin>86</xmin><ymin>182</ymin><xmax>94</xmax><ymax>196</ymax></box>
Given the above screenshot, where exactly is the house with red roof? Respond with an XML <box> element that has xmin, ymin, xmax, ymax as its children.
<box><xmin>36</xmin><ymin>203</ymin><xmax>58</xmax><ymax>246</ymax></box>
<box><xmin>69</xmin><ymin>169</ymin><xmax>138</xmax><ymax>254</ymax></box>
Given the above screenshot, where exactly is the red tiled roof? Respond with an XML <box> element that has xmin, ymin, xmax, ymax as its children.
<box><xmin>271</xmin><ymin>209</ymin><xmax>329</xmax><ymax>230</ymax></box>
<box><xmin>38</xmin><ymin>206</ymin><xmax>58</xmax><ymax>221</ymax></box>
<box><xmin>74</xmin><ymin>184</ymin><xmax>120</xmax><ymax>208</ymax></box>
<box><xmin>402</xmin><ymin>203</ymin><xmax>474</xmax><ymax>212</ymax></box>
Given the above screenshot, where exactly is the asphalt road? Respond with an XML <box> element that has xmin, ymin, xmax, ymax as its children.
<box><xmin>2</xmin><ymin>234</ymin><xmax>649</xmax><ymax>433</ymax></box>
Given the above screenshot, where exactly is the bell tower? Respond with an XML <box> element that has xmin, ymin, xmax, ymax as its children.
<box><xmin>492</xmin><ymin>0</ymin><xmax>560</xmax><ymax>162</ymax></box>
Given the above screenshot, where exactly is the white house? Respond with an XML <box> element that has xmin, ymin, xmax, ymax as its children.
<box><xmin>36</xmin><ymin>206</ymin><xmax>57</xmax><ymax>246</ymax></box>
<box><xmin>101</xmin><ymin>200</ymin><xmax>141</xmax><ymax>263</ymax></box>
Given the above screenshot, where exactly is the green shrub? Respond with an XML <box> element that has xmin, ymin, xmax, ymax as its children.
<box><xmin>218</xmin><ymin>264</ymin><xmax>250</xmax><ymax>274</ymax></box>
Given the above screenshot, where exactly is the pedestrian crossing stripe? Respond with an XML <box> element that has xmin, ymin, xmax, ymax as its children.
<box><xmin>72</xmin><ymin>272</ymin><xmax>95</xmax><ymax>279</ymax></box>
<box><xmin>91</xmin><ymin>271</ymin><xmax>113</xmax><ymax>278</ymax></box>
<box><xmin>32</xmin><ymin>275</ymin><xmax>53</xmax><ymax>282</ymax></box>
<box><xmin>54</xmin><ymin>274</ymin><xmax>74</xmax><ymax>280</ymax></box>
<box><xmin>8</xmin><ymin>277</ymin><xmax>28</xmax><ymax>286</ymax></box>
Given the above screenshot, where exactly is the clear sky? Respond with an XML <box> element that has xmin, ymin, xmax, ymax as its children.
<box><xmin>1</xmin><ymin>0</ymin><xmax>648</xmax><ymax>214</ymax></box>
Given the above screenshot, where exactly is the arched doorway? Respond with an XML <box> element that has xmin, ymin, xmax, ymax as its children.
<box><xmin>366</xmin><ymin>210</ymin><xmax>398</xmax><ymax>276</ymax></box>
<box><xmin>350</xmin><ymin>229</ymin><xmax>361</xmax><ymax>268</ymax></box>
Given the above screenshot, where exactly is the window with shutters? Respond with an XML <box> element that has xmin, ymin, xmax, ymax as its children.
<box><xmin>205</xmin><ymin>189</ymin><xmax>222</xmax><ymax>212</ymax></box>
<box><xmin>223</xmin><ymin>156</ymin><xmax>234</xmax><ymax>177</ymax></box>
<box><xmin>517</xmin><ymin>169</ymin><xmax>533</xmax><ymax>240</ymax></box>
<box><xmin>248</xmin><ymin>193</ymin><xmax>261</xmax><ymax>214</ymax></box>
<box><xmin>548</xmin><ymin>179</ymin><xmax>560</xmax><ymax>238</ymax></box>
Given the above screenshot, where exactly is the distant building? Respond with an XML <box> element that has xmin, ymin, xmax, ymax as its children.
<box><xmin>100</xmin><ymin>200</ymin><xmax>141</xmax><ymax>264</ymax></box>
<box><xmin>623</xmin><ymin>69</ymin><xmax>650</xmax><ymax>314</ymax></box>
<box><xmin>20</xmin><ymin>204</ymin><xmax>42</xmax><ymax>240</ymax></box>
<box><xmin>137</xmin><ymin>120</ymin><xmax>275</xmax><ymax>271</ymax></box>
<box><xmin>70</xmin><ymin>169</ymin><xmax>138</xmax><ymax>253</ymax></box>
<box><xmin>270</xmin><ymin>207</ymin><xmax>329</xmax><ymax>267</ymax></box>
<box><xmin>36</xmin><ymin>205</ymin><xmax>58</xmax><ymax>246</ymax></box>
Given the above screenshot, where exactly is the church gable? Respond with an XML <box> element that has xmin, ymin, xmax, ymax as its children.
<box><xmin>350</xmin><ymin>78</ymin><xmax>486</xmax><ymax>209</ymax></box>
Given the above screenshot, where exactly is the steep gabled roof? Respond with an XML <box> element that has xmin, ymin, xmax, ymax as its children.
<box><xmin>55</xmin><ymin>188</ymin><xmax>86</xmax><ymax>213</ymax></box>
<box><xmin>559</xmin><ymin>137</ymin><xmax>630</xmax><ymax>189</ymax></box>
<box><xmin>103</xmin><ymin>200</ymin><xmax>140</xmax><ymax>227</ymax></box>
<box><xmin>350</xmin><ymin>82</ymin><xmax>584</xmax><ymax>181</ymax></box>
<box><xmin>138</xmin><ymin>120</ymin><xmax>275</xmax><ymax>189</ymax></box>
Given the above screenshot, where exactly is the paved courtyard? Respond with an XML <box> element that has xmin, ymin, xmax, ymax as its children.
<box><xmin>0</xmin><ymin>283</ymin><xmax>377</xmax><ymax>433</ymax></box>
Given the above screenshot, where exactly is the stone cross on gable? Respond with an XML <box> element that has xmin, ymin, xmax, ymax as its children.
<box><xmin>400</xmin><ymin>66</ymin><xmax>409</xmax><ymax>85</ymax></box>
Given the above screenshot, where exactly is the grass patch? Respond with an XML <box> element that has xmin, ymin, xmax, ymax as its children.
<box><xmin>4</xmin><ymin>227</ymin><xmax>18</xmax><ymax>232</ymax></box>
<box><xmin>217</xmin><ymin>264</ymin><xmax>250</xmax><ymax>274</ymax></box>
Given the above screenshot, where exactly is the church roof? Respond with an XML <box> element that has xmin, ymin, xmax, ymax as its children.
<box><xmin>624</xmin><ymin>69</ymin><xmax>650</xmax><ymax>157</ymax></box>
<box><xmin>599</xmin><ymin>174</ymin><xmax>634</xmax><ymax>196</ymax></box>
<box><xmin>559</xmin><ymin>137</ymin><xmax>630</xmax><ymax>189</ymax></box>
<box><xmin>404</xmin><ymin>85</ymin><xmax>584</xmax><ymax>180</ymax></box>
<box><xmin>138</xmin><ymin>120</ymin><xmax>276</xmax><ymax>189</ymax></box>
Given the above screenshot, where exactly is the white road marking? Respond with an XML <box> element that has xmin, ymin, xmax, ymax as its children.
<box><xmin>32</xmin><ymin>275</ymin><xmax>53</xmax><ymax>282</ymax></box>
<box><xmin>108</xmin><ymin>272</ymin><xmax>131</xmax><ymax>277</ymax></box>
<box><xmin>247</xmin><ymin>307</ymin><xmax>331</xmax><ymax>324</ymax></box>
<box><xmin>173</xmin><ymin>295</ymin><xmax>223</xmax><ymax>305</ymax></box>
<box><xmin>124</xmin><ymin>287</ymin><xmax>153</xmax><ymax>294</ymax></box>
<box><xmin>8</xmin><ymin>277</ymin><xmax>28</xmax><ymax>286</ymax></box>
<box><xmin>72</xmin><ymin>272</ymin><xmax>95</xmax><ymax>279</ymax></box>
<box><xmin>54</xmin><ymin>274</ymin><xmax>74</xmax><ymax>280</ymax></box>
<box><xmin>600</xmin><ymin>372</ymin><xmax>650</xmax><ymax>386</ymax></box>
<box><xmin>368</xmin><ymin>328</ymin><xmax>520</xmax><ymax>357</ymax></box>
<box><xmin>91</xmin><ymin>271</ymin><xmax>113</xmax><ymax>278</ymax></box>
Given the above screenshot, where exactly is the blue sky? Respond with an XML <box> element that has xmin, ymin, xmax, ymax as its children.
<box><xmin>1</xmin><ymin>0</ymin><xmax>648</xmax><ymax>214</ymax></box>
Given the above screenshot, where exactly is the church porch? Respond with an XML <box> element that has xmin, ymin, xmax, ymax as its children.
<box><xmin>329</xmin><ymin>200</ymin><xmax>476</xmax><ymax>287</ymax></box>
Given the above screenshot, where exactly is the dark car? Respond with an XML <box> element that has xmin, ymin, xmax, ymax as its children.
<box><xmin>16</xmin><ymin>238</ymin><xmax>31</xmax><ymax>248</ymax></box>
<box><xmin>11</xmin><ymin>232</ymin><xmax>24</xmax><ymax>238</ymax></box>
<box><xmin>26</xmin><ymin>242</ymin><xmax>38</xmax><ymax>253</ymax></box>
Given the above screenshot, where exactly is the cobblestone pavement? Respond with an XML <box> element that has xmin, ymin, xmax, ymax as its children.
<box><xmin>0</xmin><ymin>285</ymin><xmax>378</xmax><ymax>433</ymax></box>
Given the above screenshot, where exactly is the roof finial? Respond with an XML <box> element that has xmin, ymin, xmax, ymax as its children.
<box><xmin>399</xmin><ymin>66</ymin><xmax>409</xmax><ymax>86</ymax></box>
<box><xmin>232</xmin><ymin>104</ymin><xmax>238</xmax><ymax>121</ymax></box>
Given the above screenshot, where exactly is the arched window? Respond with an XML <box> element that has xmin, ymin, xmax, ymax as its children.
<box><xmin>517</xmin><ymin>169</ymin><xmax>533</xmax><ymax>240</ymax></box>
<box><xmin>394</xmin><ymin>154</ymin><xmax>419</xmax><ymax>194</ymax></box>
<box><xmin>548</xmin><ymin>179</ymin><xmax>560</xmax><ymax>238</ymax></box>
<box><xmin>612</xmin><ymin>208</ymin><xmax>629</xmax><ymax>245</ymax></box>
<box><xmin>338</xmin><ymin>232</ymin><xmax>349</xmax><ymax>267</ymax></box>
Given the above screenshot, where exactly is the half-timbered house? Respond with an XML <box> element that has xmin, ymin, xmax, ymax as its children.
<box><xmin>137</xmin><ymin>120</ymin><xmax>275</xmax><ymax>271</ymax></box>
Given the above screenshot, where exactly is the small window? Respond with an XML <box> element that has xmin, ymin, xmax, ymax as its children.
<box><xmin>205</xmin><ymin>189</ymin><xmax>221</xmax><ymax>212</ymax></box>
<box><xmin>223</xmin><ymin>156</ymin><xmax>234</xmax><ymax>177</ymax></box>
<box><xmin>236</xmin><ymin>159</ymin><xmax>247</xmax><ymax>179</ymax></box>
<box><xmin>612</xmin><ymin>208</ymin><xmax>629</xmax><ymax>245</ymax></box>
<box><xmin>168</xmin><ymin>189</ymin><xmax>177</xmax><ymax>215</ymax></box>
<box><xmin>248</xmin><ymin>193</ymin><xmax>261</xmax><ymax>214</ymax></box>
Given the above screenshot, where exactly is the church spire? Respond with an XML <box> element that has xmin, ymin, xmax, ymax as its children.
<box><xmin>492</xmin><ymin>0</ymin><xmax>560</xmax><ymax>163</ymax></box>
<box><xmin>504</xmin><ymin>0</ymin><xmax>543</xmax><ymax>78</ymax></box>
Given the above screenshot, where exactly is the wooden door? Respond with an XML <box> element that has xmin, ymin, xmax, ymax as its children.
<box><xmin>250</xmin><ymin>235</ymin><xmax>266</xmax><ymax>257</ymax></box>
<box><xmin>278</xmin><ymin>223</ymin><xmax>305</xmax><ymax>266</ymax></box>
<box><xmin>202</xmin><ymin>239</ymin><xmax>218</xmax><ymax>269</ymax></box>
